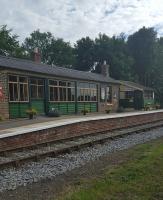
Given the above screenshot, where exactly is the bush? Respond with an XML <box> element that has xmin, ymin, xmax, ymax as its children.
<box><xmin>48</xmin><ymin>108</ymin><xmax>60</xmax><ymax>117</ymax></box>
<box><xmin>117</xmin><ymin>106</ymin><xmax>124</xmax><ymax>113</ymax></box>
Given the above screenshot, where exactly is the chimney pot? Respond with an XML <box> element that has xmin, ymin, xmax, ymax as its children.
<box><xmin>101</xmin><ymin>61</ymin><xmax>109</xmax><ymax>77</ymax></box>
<box><xmin>34</xmin><ymin>47</ymin><xmax>41</xmax><ymax>63</ymax></box>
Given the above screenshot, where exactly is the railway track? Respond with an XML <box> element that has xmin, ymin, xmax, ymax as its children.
<box><xmin>0</xmin><ymin>120</ymin><xmax>163</xmax><ymax>169</ymax></box>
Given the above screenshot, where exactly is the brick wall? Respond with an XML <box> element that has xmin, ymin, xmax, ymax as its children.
<box><xmin>0</xmin><ymin>111</ymin><xmax>163</xmax><ymax>152</ymax></box>
<box><xmin>0</xmin><ymin>71</ymin><xmax>9</xmax><ymax>119</ymax></box>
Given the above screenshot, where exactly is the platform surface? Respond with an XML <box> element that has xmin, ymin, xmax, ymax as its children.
<box><xmin>0</xmin><ymin>110</ymin><xmax>162</xmax><ymax>139</ymax></box>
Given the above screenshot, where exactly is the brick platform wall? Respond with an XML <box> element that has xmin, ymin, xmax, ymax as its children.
<box><xmin>0</xmin><ymin>111</ymin><xmax>163</xmax><ymax>152</ymax></box>
<box><xmin>0</xmin><ymin>71</ymin><xmax>9</xmax><ymax>119</ymax></box>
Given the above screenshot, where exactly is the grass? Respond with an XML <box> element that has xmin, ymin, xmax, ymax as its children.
<box><xmin>58</xmin><ymin>139</ymin><xmax>163</xmax><ymax>200</ymax></box>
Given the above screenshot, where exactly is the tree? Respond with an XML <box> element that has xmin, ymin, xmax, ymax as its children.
<box><xmin>23</xmin><ymin>30</ymin><xmax>75</xmax><ymax>67</ymax></box>
<box><xmin>151</xmin><ymin>37</ymin><xmax>163</xmax><ymax>106</ymax></box>
<box><xmin>74</xmin><ymin>37</ymin><xmax>95</xmax><ymax>71</ymax></box>
<box><xmin>127</xmin><ymin>27</ymin><xmax>157</xmax><ymax>85</ymax></box>
<box><xmin>0</xmin><ymin>25</ymin><xmax>24</xmax><ymax>57</ymax></box>
<box><xmin>46</xmin><ymin>38</ymin><xmax>75</xmax><ymax>67</ymax></box>
<box><xmin>23</xmin><ymin>29</ymin><xmax>53</xmax><ymax>63</ymax></box>
<box><xmin>93</xmin><ymin>34</ymin><xmax>135</xmax><ymax>80</ymax></box>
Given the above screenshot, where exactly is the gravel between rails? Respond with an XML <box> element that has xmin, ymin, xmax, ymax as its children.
<box><xmin>0</xmin><ymin>127</ymin><xmax>163</xmax><ymax>192</ymax></box>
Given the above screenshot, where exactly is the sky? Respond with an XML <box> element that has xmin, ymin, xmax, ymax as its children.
<box><xmin>0</xmin><ymin>0</ymin><xmax>163</xmax><ymax>44</ymax></box>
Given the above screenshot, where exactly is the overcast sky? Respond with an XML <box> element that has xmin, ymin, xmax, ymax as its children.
<box><xmin>0</xmin><ymin>0</ymin><xmax>163</xmax><ymax>44</ymax></box>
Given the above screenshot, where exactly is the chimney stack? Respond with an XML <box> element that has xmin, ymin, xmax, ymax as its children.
<box><xmin>101</xmin><ymin>60</ymin><xmax>109</xmax><ymax>77</ymax></box>
<box><xmin>34</xmin><ymin>47</ymin><xmax>41</xmax><ymax>63</ymax></box>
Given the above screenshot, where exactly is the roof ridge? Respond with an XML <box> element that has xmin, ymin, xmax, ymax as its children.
<box><xmin>0</xmin><ymin>55</ymin><xmax>119</xmax><ymax>84</ymax></box>
<box><xmin>0</xmin><ymin>55</ymin><xmax>109</xmax><ymax>77</ymax></box>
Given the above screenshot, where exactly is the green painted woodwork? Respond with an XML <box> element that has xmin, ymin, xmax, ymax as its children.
<box><xmin>144</xmin><ymin>98</ymin><xmax>155</xmax><ymax>106</ymax></box>
<box><xmin>9</xmin><ymin>103</ymin><xmax>29</xmax><ymax>118</ymax></box>
<box><xmin>31</xmin><ymin>100</ymin><xmax>45</xmax><ymax>114</ymax></box>
<box><xmin>90</xmin><ymin>103</ymin><xmax>97</xmax><ymax>112</ymax></box>
<box><xmin>77</xmin><ymin>102</ymin><xmax>97</xmax><ymax>113</ymax></box>
<box><xmin>49</xmin><ymin>102</ymin><xmax>76</xmax><ymax>114</ymax></box>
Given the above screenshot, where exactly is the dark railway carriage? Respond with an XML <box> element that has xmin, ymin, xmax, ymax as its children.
<box><xmin>0</xmin><ymin>55</ymin><xmax>120</xmax><ymax>119</ymax></box>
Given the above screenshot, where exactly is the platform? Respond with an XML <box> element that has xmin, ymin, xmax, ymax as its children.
<box><xmin>0</xmin><ymin>110</ymin><xmax>163</xmax><ymax>139</ymax></box>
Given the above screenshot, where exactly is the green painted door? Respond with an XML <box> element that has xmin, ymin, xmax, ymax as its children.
<box><xmin>30</xmin><ymin>78</ymin><xmax>45</xmax><ymax>115</ymax></box>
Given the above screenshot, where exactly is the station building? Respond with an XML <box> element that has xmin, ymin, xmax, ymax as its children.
<box><xmin>119</xmin><ymin>80</ymin><xmax>155</xmax><ymax>110</ymax></box>
<box><xmin>0</xmin><ymin>55</ymin><xmax>120</xmax><ymax>119</ymax></box>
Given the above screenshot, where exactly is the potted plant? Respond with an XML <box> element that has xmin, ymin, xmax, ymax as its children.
<box><xmin>105</xmin><ymin>109</ymin><xmax>111</xmax><ymax>114</ymax></box>
<box><xmin>155</xmin><ymin>103</ymin><xmax>160</xmax><ymax>110</ymax></box>
<box><xmin>81</xmin><ymin>109</ymin><xmax>89</xmax><ymax>115</ymax></box>
<box><xmin>26</xmin><ymin>108</ymin><xmax>37</xmax><ymax>119</ymax></box>
<box><xmin>48</xmin><ymin>108</ymin><xmax>60</xmax><ymax>117</ymax></box>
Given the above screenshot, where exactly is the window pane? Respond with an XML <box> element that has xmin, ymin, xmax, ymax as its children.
<box><xmin>38</xmin><ymin>86</ymin><xmax>44</xmax><ymax>98</ymax></box>
<box><xmin>9</xmin><ymin>75</ymin><xmax>17</xmax><ymax>82</ymax></box>
<box><xmin>91</xmin><ymin>90</ymin><xmax>94</xmax><ymax>101</ymax></box>
<box><xmin>54</xmin><ymin>87</ymin><xmax>58</xmax><ymax>101</ymax></box>
<box><xmin>68</xmin><ymin>82</ymin><xmax>75</xmax><ymax>87</ymax></box>
<box><xmin>24</xmin><ymin>84</ymin><xmax>28</xmax><ymax>101</ymax></box>
<box><xmin>31</xmin><ymin>85</ymin><xmax>37</xmax><ymax>98</ymax></box>
<box><xmin>71</xmin><ymin>88</ymin><xmax>75</xmax><ymax>101</ymax></box>
<box><xmin>80</xmin><ymin>89</ymin><xmax>84</xmax><ymax>101</ymax></box>
<box><xmin>49</xmin><ymin>80</ymin><xmax>57</xmax><ymax>86</ymax></box>
<box><xmin>59</xmin><ymin>81</ymin><xmax>66</xmax><ymax>86</ymax></box>
<box><xmin>38</xmin><ymin>79</ymin><xmax>44</xmax><ymax>85</ymax></box>
<box><xmin>90</xmin><ymin>83</ymin><xmax>96</xmax><ymax>88</ymax></box>
<box><xmin>94</xmin><ymin>90</ymin><xmax>97</xmax><ymax>101</ymax></box>
<box><xmin>68</xmin><ymin>88</ymin><xmax>71</xmax><ymax>101</ymax></box>
<box><xmin>106</xmin><ymin>86</ymin><xmax>112</xmax><ymax>102</ymax></box>
<box><xmin>50</xmin><ymin>87</ymin><xmax>54</xmax><ymax>101</ymax></box>
<box><xmin>13</xmin><ymin>83</ymin><xmax>18</xmax><ymax>101</ymax></box>
<box><xmin>59</xmin><ymin>88</ymin><xmax>63</xmax><ymax>101</ymax></box>
<box><xmin>19</xmin><ymin>77</ymin><xmax>28</xmax><ymax>83</ymax></box>
<box><xmin>101</xmin><ymin>87</ymin><xmax>105</xmax><ymax>102</ymax></box>
<box><xmin>85</xmin><ymin>89</ymin><xmax>88</xmax><ymax>101</ymax></box>
<box><xmin>19</xmin><ymin>84</ymin><xmax>28</xmax><ymax>101</ymax></box>
<box><xmin>30</xmin><ymin>79</ymin><xmax>37</xmax><ymax>84</ymax></box>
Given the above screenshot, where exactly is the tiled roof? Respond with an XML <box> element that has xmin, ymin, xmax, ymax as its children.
<box><xmin>119</xmin><ymin>80</ymin><xmax>153</xmax><ymax>91</ymax></box>
<box><xmin>0</xmin><ymin>55</ymin><xmax>119</xmax><ymax>84</ymax></box>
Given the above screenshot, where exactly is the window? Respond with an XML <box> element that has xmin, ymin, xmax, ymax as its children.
<box><xmin>100</xmin><ymin>87</ymin><xmax>106</xmax><ymax>102</ymax></box>
<box><xmin>144</xmin><ymin>91</ymin><xmax>153</xmax><ymax>99</ymax></box>
<box><xmin>77</xmin><ymin>82</ymin><xmax>97</xmax><ymax>102</ymax></box>
<box><xmin>8</xmin><ymin>75</ymin><xmax>29</xmax><ymax>102</ymax></box>
<box><xmin>30</xmin><ymin>78</ymin><xmax>44</xmax><ymax>99</ymax></box>
<box><xmin>106</xmin><ymin>86</ymin><xmax>112</xmax><ymax>103</ymax></box>
<box><xmin>125</xmin><ymin>91</ymin><xmax>134</xmax><ymax>99</ymax></box>
<box><xmin>100</xmin><ymin>85</ymin><xmax>112</xmax><ymax>103</ymax></box>
<box><xmin>49</xmin><ymin>80</ymin><xmax>75</xmax><ymax>102</ymax></box>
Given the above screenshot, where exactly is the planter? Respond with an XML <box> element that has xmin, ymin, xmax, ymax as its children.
<box><xmin>26</xmin><ymin>108</ymin><xmax>37</xmax><ymax>120</ymax></box>
<box><xmin>29</xmin><ymin>114</ymin><xmax>34</xmax><ymax>120</ymax></box>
